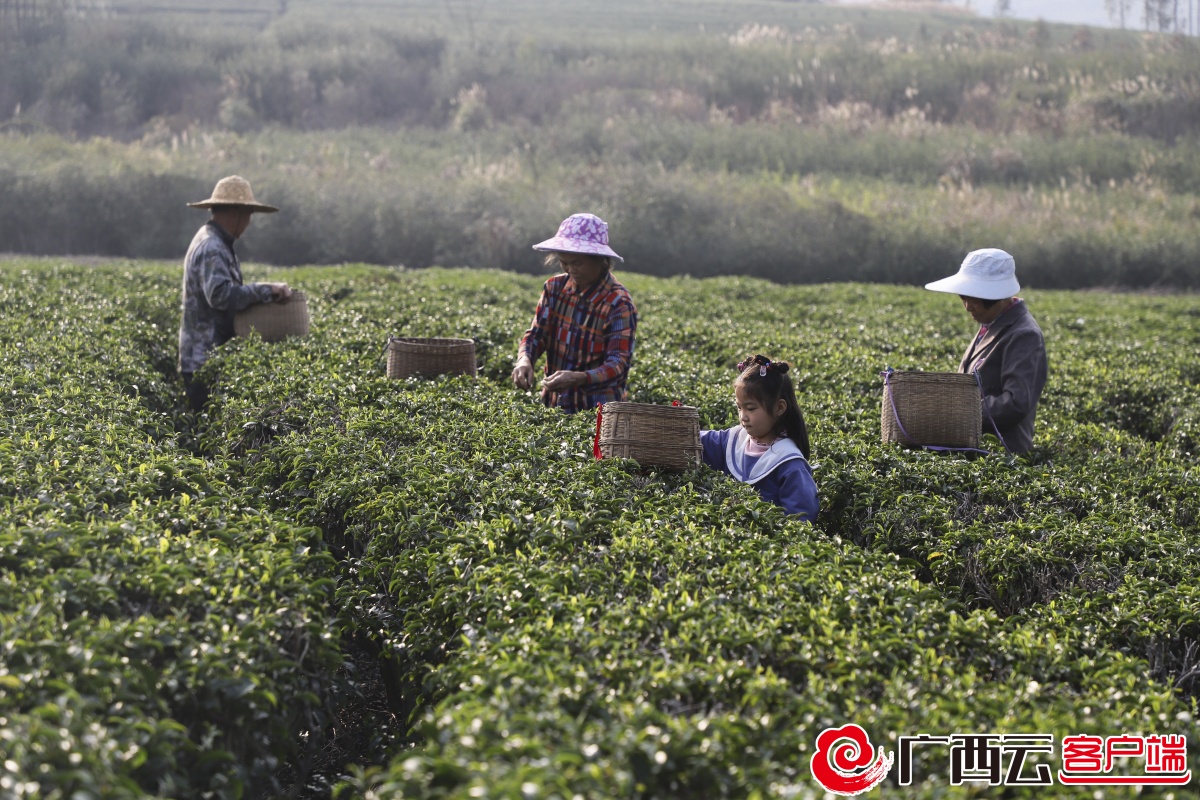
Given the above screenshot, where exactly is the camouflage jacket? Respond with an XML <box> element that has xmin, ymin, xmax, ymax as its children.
<box><xmin>177</xmin><ymin>221</ymin><xmax>275</xmax><ymax>373</ymax></box>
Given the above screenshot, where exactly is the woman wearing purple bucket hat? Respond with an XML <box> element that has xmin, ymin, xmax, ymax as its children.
<box><xmin>512</xmin><ymin>213</ymin><xmax>638</xmax><ymax>413</ymax></box>
<box><xmin>925</xmin><ymin>248</ymin><xmax>1048</xmax><ymax>454</ymax></box>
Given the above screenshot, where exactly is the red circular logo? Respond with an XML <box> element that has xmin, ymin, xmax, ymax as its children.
<box><xmin>811</xmin><ymin>724</ymin><xmax>894</xmax><ymax>795</ymax></box>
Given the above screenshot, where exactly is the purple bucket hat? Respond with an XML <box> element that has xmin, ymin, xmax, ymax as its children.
<box><xmin>532</xmin><ymin>213</ymin><xmax>623</xmax><ymax>262</ymax></box>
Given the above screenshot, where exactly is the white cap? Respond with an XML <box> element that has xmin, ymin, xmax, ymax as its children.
<box><xmin>925</xmin><ymin>248</ymin><xmax>1020</xmax><ymax>300</ymax></box>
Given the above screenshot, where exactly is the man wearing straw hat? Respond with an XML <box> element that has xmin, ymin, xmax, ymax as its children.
<box><xmin>925</xmin><ymin>248</ymin><xmax>1048</xmax><ymax>454</ymax></box>
<box><xmin>178</xmin><ymin>175</ymin><xmax>291</xmax><ymax>412</ymax></box>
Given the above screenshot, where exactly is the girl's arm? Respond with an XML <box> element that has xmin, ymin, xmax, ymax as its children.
<box><xmin>699</xmin><ymin>428</ymin><xmax>730</xmax><ymax>473</ymax></box>
<box><xmin>776</xmin><ymin>461</ymin><xmax>819</xmax><ymax>521</ymax></box>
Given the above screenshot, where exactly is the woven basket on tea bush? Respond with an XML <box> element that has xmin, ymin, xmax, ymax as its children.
<box><xmin>234</xmin><ymin>291</ymin><xmax>309</xmax><ymax>342</ymax></box>
<box><xmin>881</xmin><ymin>370</ymin><xmax>981</xmax><ymax>449</ymax></box>
<box><xmin>597</xmin><ymin>402</ymin><xmax>702</xmax><ymax>471</ymax></box>
<box><xmin>386</xmin><ymin>337</ymin><xmax>477</xmax><ymax>379</ymax></box>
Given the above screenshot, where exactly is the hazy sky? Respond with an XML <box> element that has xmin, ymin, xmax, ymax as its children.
<box><xmin>837</xmin><ymin>0</ymin><xmax>1195</xmax><ymax>30</ymax></box>
<box><xmin>997</xmin><ymin>0</ymin><xmax>1200</xmax><ymax>32</ymax></box>
<box><xmin>996</xmin><ymin>0</ymin><xmax>1114</xmax><ymax>26</ymax></box>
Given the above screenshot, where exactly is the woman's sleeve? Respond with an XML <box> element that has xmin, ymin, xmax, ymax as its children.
<box><xmin>983</xmin><ymin>328</ymin><xmax>1048</xmax><ymax>428</ymax></box>
<box><xmin>583</xmin><ymin>298</ymin><xmax>636</xmax><ymax>385</ymax></box>
<box><xmin>776</xmin><ymin>461</ymin><xmax>819</xmax><ymax>521</ymax></box>
<box><xmin>518</xmin><ymin>285</ymin><xmax>551</xmax><ymax>364</ymax></box>
<box><xmin>699</xmin><ymin>428</ymin><xmax>729</xmax><ymax>473</ymax></box>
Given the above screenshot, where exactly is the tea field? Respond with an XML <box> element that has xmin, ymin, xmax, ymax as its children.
<box><xmin>1</xmin><ymin>257</ymin><xmax>1198</xmax><ymax>798</ymax></box>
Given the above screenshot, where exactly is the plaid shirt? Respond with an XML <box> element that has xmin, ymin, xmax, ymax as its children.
<box><xmin>177</xmin><ymin>221</ymin><xmax>275</xmax><ymax>373</ymax></box>
<box><xmin>519</xmin><ymin>271</ymin><xmax>637</xmax><ymax>413</ymax></box>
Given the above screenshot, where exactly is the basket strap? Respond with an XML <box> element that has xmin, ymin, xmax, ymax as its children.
<box><xmin>972</xmin><ymin>367</ymin><xmax>1012</xmax><ymax>453</ymax></box>
<box><xmin>378</xmin><ymin>337</ymin><xmax>396</xmax><ymax>366</ymax></box>
<box><xmin>881</xmin><ymin>367</ymin><xmax>992</xmax><ymax>455</ymax></box>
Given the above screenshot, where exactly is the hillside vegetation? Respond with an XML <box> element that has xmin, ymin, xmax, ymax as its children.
<box><xmin>1</xmin><ymin>256</ymin><xmax>1197</xmax><ymax>797</ymax></box>
<box><xmin>1</xmin><ymin>0</ymin><xmax>1199</xmax><ymax>286</ymax></box>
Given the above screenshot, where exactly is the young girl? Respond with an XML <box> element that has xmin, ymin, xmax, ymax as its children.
<box><xmin>700</xmin><ymin>354</ymin><xmax>818</xmax><ymax>521</ymax></box>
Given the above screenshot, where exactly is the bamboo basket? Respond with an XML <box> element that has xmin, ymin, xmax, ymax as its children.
<box><xmin>881</xmin><ymin>370</ymin><xmax>981</xmax><ymax>449</ymax></box>
<box><xmin>597</xmin><ymin>402</ymin><xmax>702</xmax><ymax>471</ymax></box>
<box><xmin>386</xmin><ymin>337</ymin><xmax>477</xmax><ymax>379</ymax></box>
<box><xmin>234</xmin><ymin>291</ymin><xmax>309</xmax><ymax>342</ymax></box>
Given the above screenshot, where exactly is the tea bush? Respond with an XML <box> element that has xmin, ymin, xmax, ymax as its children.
<box><xmin>0</xmin><ymin>263</ymin><xmax>345</xmax><ymax>797</ymax></box>
<box><xmin>1</xmin><ymin>258</ymin><xmax>1197</xmax><ymax>797</ymax></box>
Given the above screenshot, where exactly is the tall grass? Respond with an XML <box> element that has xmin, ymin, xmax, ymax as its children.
<box><xmin>1</xmin><ymin>4</ymin><xmax>1198</xmax><ymax>287</ymax></box>
<box><xmin>3</xmin><ymin>130</ymin><xmax>1195</xmax><ymax>287</ymax></box>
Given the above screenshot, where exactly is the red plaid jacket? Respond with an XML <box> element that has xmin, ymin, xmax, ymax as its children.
<box><xmin>519</xmin><ymin>271</ymin><xmax>637</xmax><ymax>413</ymax></box>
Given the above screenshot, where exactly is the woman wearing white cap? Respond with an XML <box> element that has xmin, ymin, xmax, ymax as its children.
<box><xmin>512</xmin><ymin>213</ymin><xmax>638</xmax><ymax>413</ymax></box>
<box><xmin>925</xmin><ymin>248</ymin><xmax>1048</xmax><ymax>454</ymax></box>
<box><xmin>178</xmin><ymin>175</ymin><xmax>291</xmax><ymax>411</ymax></box>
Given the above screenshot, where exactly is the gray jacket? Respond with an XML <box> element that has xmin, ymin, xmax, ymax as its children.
<box><xmin>959</xmin><ymin>300</ymin><xmax>1048</xmax><ymax>454</ymax></box>
<box><xmin>177</xmin><ymin>222</ymin><xmax>275</xmax><ymax>374</ymax></box>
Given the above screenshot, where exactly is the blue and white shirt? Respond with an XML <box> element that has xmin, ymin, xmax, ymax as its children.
<box><xmin>700</xmin><ymin>426</ymin><xmax>819</xmax><ymax>521</ymax></box>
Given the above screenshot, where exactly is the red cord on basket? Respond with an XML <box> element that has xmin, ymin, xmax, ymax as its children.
<box><xmin>593</xmin><ymin>404</ymin><xmax>604</xmax><ymax>460</ymax></box>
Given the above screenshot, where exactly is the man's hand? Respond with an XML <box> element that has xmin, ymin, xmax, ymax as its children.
<box><xmin>267</xmin><ymin>282</ymin><xmax>292</xmax><ymax>302</ymax></box>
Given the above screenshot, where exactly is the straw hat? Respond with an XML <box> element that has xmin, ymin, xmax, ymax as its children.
<box><xmin>925</xmin><ymin>248</ymin><xmax>1020</xmax><ymax>300</ymax></box>
<box><xmin>532</xmin><ymin>213</ymin><xmax>623</xmax><ymax>262</ymax></box>
<box><xmin>187</xmin><ymin>175</ymin><xmax>278</xmax><ymax>213</ymax></box>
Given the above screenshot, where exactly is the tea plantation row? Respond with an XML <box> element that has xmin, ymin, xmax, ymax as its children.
<box><xmin>1</xmin><ymin>258</ymin><xmax>1197</xmax><ymax>798</ymax></box>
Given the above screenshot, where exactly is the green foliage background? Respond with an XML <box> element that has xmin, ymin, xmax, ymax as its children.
<box><xmin>1</xmin><ymin>255</ymin><xmax>1197</xmax><ymax>797</ymax></box>
<box><xmin>2</xmin><ymin>0</ymin><xmax>1200</xmax><ymax>286</ymax></box>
